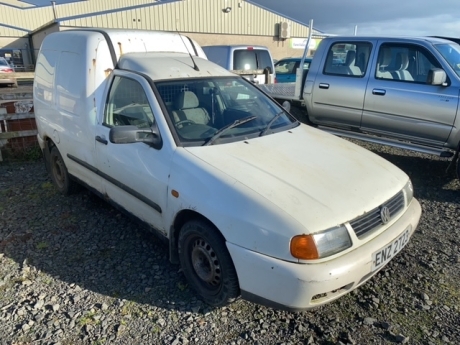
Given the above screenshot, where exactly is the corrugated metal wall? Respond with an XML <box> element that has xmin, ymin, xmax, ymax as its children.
<box><xmin>0</xmin><ymin>27</ymin><xmax>28</xmax><ymax>38</ymax></box>
<box><xmin>0</xmin><ymin>0</ymin><xmax>158</xmax><ymax>33</ymax></box>
<box><xmin>0</xmin><ymin>0</ymin><xmax>309</xmax><ymax>38</ymax></box>
<box><xmin>60</xmin><ymin>0</ymin><xmax>309</xmax><ymax>37</ymax></box>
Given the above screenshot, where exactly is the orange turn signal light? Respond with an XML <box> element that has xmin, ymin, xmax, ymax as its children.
<box><xmin>290</xmin><ymin>235</ymin><xmax>319</xmax><ymax>260</ymax></box>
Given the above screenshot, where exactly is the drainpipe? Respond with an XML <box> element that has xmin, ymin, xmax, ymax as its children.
<box><xmin>51</xmin><ymin>1</ymin><xmax>57</xmax><ymax>20</ymax></box>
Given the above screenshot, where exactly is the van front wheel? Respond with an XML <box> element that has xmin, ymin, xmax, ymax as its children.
<box><xmin>178</xmin><ymin>220</ymin><xmax>240</xmax><ymax>307</ymax></box>
<box><xmin>49</xmin><ymin>146</ymin><xmax>79</xmax><ymax>195</ymax></box>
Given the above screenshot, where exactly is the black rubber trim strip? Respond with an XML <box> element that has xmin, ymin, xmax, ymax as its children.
<box><xmin>67</xmin><ymin>154</ymin><xmax>162</xmax><ymax>214</ymax></box>
<box><xmin>68</xmin><ymin>28</ymin><xmax>118</xmax><ymax>68</ymax></box>
<box><xmin>186</xmin><ymin>36</ymin><xmax>199</xmax><ymax>56</ymax></box>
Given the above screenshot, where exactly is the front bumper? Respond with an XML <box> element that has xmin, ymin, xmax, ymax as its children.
<box><xmin>227</xmin><ymin>198</ymin><xmax>421</xmax><ymax>311</ymax></box>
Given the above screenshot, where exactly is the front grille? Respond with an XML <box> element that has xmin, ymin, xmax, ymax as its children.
<box><xmin>350</xmin><ymin>191</ymin><xmax>405</xmax><ymax>239</ymax></box>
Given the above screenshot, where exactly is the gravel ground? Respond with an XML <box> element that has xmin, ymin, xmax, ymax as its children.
<box><xmin>0</xmin><ymin>140</ymin><xmax>459</xmax><ymax>345</ymax></box>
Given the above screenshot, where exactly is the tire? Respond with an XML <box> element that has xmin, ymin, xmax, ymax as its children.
<box><xmin>49</xmin><ymin>146</ymin><xmax>79</xmax><ymax>195</ymax></box>
<box><xmin>289</xmin><ymin>105</ymin><xmax>315</xmax><ymax>126</ymax></box>
<box><xmin>178</xmin><ymin>220</ymin><xmax>240</xmax><ymax>307</ymax></box>
<box><xmin>456</xmin><ymin>157</ymin><xmax>460</xmax><ymax>180</ymax></box>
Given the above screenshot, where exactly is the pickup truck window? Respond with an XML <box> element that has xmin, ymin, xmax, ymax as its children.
<box><xmin>324</xmin><ymin>42</ymin><xmax>371</xmax><ymax>77</ymax></box>
<box><xmin>434</xmin><ymin>43</ymin><xmax>460</xmax><ymax>78</ymax></box>
<box><xmin>104</xmin><ymin>76</ymin><xmax>155</xmax><ymax>129</ymax></box>
<box><xmin>376</xmin><ymin>44</ymin><xmax>441</xmax><ymax>83</ymax></box>
<box><xmin>155</xmin><ymin>77</ymin><xmax>298</xmax><ymax>146</ymax></box>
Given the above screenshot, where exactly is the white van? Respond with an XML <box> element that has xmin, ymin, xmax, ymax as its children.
<box><xmin>202</xmin><ymin>45</ymin><xmax>276</xmax><ymax>84</ymax></box>
<box><xmin>34</xmin><ymin>28</ymin><xmax>421</xmax><ymax>311</ymax></box>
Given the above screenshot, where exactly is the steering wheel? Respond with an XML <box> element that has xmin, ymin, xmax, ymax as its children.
<box><xmin>175</xmin><ymin>120</ymin><xmax>196</xmax><ymax>128</ymax></box>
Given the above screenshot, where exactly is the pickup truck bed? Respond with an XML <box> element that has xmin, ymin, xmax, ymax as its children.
<box><xmin>258</xmin><ymin>82</ymin><xmax>299</xmax><ymax>100</ymax></box>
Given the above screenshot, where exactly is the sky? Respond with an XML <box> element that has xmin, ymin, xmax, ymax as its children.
<box><xmin>14</xmin><ymin>0</ymin><xmax>460</xmax><ymax>38</ymax></box>
<box><xmin>251</xmin><ymin>0</ymin><xmax>460</xmax><ymax>37</ymax></box>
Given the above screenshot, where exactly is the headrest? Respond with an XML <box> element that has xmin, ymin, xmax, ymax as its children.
<box><xmin>345</xmin><ymin>50</ymin><xmax>356</xmax><ymax>65</ymax></box>
<box><xmin>395</xmin><ymin>52</ymin><xmax>409</xmax><ymax>70</ymax></box>
<box><xmin>379</xmin><ymin>48</ymin><xmax>392</xmax><ymax>67</ymax></box>
<box><xmin>174</xmin><ymin>91</ymin><xmax>199</xmax><ymax>110</ymax></box>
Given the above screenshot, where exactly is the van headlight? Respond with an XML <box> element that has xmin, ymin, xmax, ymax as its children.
<box><xmin>290</xmin><ymin>225</ymin><xmax>352</xmax><ymax>260</ymax></box>
<box><xmin>403</xmin><ymin>179</ymin><xmax>413</xmax><ymax>205</ymax></box>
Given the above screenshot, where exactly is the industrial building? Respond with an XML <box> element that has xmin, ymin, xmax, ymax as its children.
<box><xmin>0</xmin><ymin>0</ymin><xmax>326</xmax><ymax>69</ymax></box>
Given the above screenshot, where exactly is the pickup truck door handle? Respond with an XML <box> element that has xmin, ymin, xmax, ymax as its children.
<box><xmin>372</xmin><ymin>89</ymin><xmax>386</xmax><ymax>96</ymax></box>
<box><xmin>319</xmin><ymin>83</ymin><xmax>330</xmax><ymax>89</ymax></box>
<box><xmin>95</xmin><ymin>136</ymin><xmax>108</xmax><ymax>145</ymax></box>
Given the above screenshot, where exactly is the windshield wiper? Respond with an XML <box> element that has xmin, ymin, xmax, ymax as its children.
<box><xmin>259</xmin><ymin>111</ymin><xmax>285</xmax><ymax>137</ymax></box>
<box><xmin>203</xmin><ymin>115</ymin><xmax>257</xmax><ymax>146</ymax></box>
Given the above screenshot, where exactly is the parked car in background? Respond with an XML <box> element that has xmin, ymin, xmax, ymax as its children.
<box><xmin>274</xmin><ymin>57</ymin><xmax>312</xmax><ymax>83</ymax></box>
<box><xmin>0</xmin><ymin>57</ymin><xmax>16</xmax><ymax>87</ymax></box>
<box><xmin>202</xmin><ymin>45</ymin><xmax>276</xmax><ymax>84</ymax></box>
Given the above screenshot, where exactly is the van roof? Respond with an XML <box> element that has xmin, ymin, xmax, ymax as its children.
<box><xmin>118</xmin><ymin>52</ymin><xmax>235</xmax><ymax>80</ymax></box>
<box><xmin>41</xmin><ymin>29</ymin><xmax>207</xmax><ymax>68</ymax></box>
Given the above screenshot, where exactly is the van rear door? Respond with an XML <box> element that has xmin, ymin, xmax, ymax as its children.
<box><xmin>231</xmin><ymin>47</ymin><xmax>275</xmax><ymax>84</ymax></box>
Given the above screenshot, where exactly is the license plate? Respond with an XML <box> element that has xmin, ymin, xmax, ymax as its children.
<box><xmin>371</xmin><ymin>228</ymin><xmax>410</xmax><ymax>272</ymax></box>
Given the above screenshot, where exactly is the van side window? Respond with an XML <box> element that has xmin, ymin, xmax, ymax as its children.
<box><xmin>323</xmin><ymin>42</ymin><xmax>372</xmax><ymax>77</ymax></box>
<box><xmin>34</xmin><ymin>49</ymin><xmax>58</xmax><ymax>106</ymax></box>
<box><xmin>375</xmin><ymin>44</ymin><xmax>442</xmax><ymax>83</ymax></box>
<box><xmin>104</xmin><ymin>76</ymin><xmax>154</xmax><ymax>129</ymax></box>
<box><xmin>56</xmin><ymin>51</ymin><xmax>83</xmax><ymax>115</ymax></box>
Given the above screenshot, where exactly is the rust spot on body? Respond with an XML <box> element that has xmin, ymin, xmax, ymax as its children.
<box><xmin>117</xmin><ymin>42</ymin><xmax>123</xmax><ymax>55</ymax></box>
<box><xmin>104</xmin><ymin>68</ymin><xmax>113</xmax><ymax>77</ymax></box>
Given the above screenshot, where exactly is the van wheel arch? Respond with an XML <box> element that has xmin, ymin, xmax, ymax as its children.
<box><xmin>169</xmin><ymin>210</ymin><xmax>221</xmax><ymax>264</ymax></box>
<box><xmin>48</xmin><ymin>145</ymin><xmax>79</xmax><ymax>195</ymax></box>
<box><xmin>178</xmin><ymin>219</ymin><xmax>240</xmax><ymax>306</ymax></box>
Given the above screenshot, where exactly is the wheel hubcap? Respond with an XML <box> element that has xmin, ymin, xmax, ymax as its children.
<box><xmin>191</xmin><ymin>238</ymin><xmax>221</xmax><ymax>287</ymax></box>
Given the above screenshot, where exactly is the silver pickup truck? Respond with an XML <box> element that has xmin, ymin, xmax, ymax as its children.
<box><xmin>261</xmin><ymin>36</ymin><xmax>460</xmax><ymax>179</ymax></box>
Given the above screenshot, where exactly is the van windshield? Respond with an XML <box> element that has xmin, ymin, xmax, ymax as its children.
<box><xmin>233</xmin><ymin>49</ymin><xmax>273</xmax><ymax>72</ymax></box>
<box><xmin>155</xmin><ymin>76</ymin><xmax>298</xmax><ymax>146</ymax></box>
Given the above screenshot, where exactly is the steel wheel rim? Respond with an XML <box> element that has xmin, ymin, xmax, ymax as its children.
<box><xmin>190</xmin><ymin>238</ymin><xmax>221</xmax><ymax>288</ymax></box>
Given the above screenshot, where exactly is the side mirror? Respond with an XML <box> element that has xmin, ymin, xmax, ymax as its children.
<box><xmin>282</xmin><ymin>101</ymin><xmax>291</xmax><ymax>112</ymax></box>
<box><xmin>109</xmin><ymin>125</ymin><xmax>162</xmax><ymax>149</ymax></box>
<box><xmin>427</xmin><ymin>68</ymin><xmax>447</xmax><ymax>86</ymax></box>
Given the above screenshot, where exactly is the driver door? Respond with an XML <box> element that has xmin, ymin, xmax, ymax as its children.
<box><xmin>94</xmin><ymin>71</ymin><xmax>172</xmax><ymax>234</ymax></box>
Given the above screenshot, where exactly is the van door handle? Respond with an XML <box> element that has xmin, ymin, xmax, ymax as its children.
<box><xmin>372</xmin><ymin>89</ymin><xmax>386</xmax><ymax>96</ymax></box>
<box><xmin>96</xmin><ymin>136</ymin><xmax>108</xmax><ymax>145</ymax></box>
<box><xmin>319</xmin><ymin>83</ymin><xmax>330</xmax><ymax>89</ymax></box>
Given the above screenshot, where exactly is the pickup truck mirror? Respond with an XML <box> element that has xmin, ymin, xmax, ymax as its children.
<box><xmin>427</xmin><ymin>68</ymin><xmax>447</xmax><ymax>86</ymax></box>
<box><xmin>109</xmin><ymin>125</ymin><xmax>162</xmax><ymax>149</ymax></box>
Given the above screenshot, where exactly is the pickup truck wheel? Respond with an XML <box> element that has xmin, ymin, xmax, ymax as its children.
<box><xmin>289</xmin><ymin>105</ymin><xmax>315</xmax><ymax>126</ymax></box>
<box><xmin>178</xmin><ymin>220</ymin><xmax>240</xmax><ymax>307</ymax></box>
<box><xmin>49</xmin><ymin>147</ymin><xmax>79</xmax><ymax>195</ymax></box>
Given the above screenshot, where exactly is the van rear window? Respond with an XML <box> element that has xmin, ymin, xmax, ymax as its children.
<box><xmin>233</xmin><ymin>49</ymin><xmax>272</xmax><ymax>71</ymax></box>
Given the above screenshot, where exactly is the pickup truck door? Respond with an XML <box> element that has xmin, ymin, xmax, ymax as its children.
<box><xmin>362</xmin><ymin>42</ymin><xmax>458</xmax><ymax>145</ymax></box>
<box><xmin>94</xmin><ymin>71</ymin><xmax>173</xmax><ymax>235</ymax></box>
<box><xmin>307</xmin><ymin>40</ymin><xmax>373</xmax><ymax>128</ymax></box>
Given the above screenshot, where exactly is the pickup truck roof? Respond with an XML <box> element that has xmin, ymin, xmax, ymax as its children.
<box><xmin>322</xmin><ymin>36</ymin><xmax>451</xmax><ymax>44</ymax></box>
<box><xmin>118</xmin><ymin>52</ymin><xmax>234</xmax><ymax>80</ymax></box>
